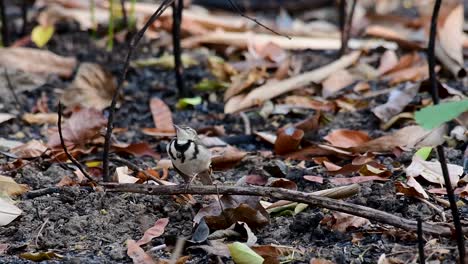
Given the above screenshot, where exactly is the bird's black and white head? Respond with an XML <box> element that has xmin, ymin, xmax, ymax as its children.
<box><xmin>174</xmin><ymin>125</ymin><xmax>198</xmax><ymax>141</ymax></box>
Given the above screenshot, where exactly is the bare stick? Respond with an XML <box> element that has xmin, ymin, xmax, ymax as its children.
<box><xmin>0</xmin><ymin>0</ymin><xmax>8</xmax><ymax>46</ymax></box>
<box><xmin>417</xmin><ymin>218</ymin><xmax>425</xmax><ymax>264</ymax></box>
<box><xmin>225</xmin><ymin>0</ymin><xmax>290</xmax><ymax>39</ymax></box>
<box><xmin>58</xmin><ymin>103</ymin><xmax>95</xmax><ymax>183</ymax></box>
<box><xmin>338</xmin><ymin>0</ymin><xmax>346</xmax><ymax>56</ymax></box>
<box><xmin>341</xmin><ymin>0</ymin><xmax>356</xmax><ymax>56</ymax></box>
<box><xmin>102</xmin><ymin>0</ymin><xmax>175</xmax><ymax>182</ymax></box>
<box><xmin>101</xmin><ymin>183</ymin><xmax>461</xmax><ymax>237</ymax></box>
<box><xmin>120</xmin><ymin>0</ymin><xmax>128</xmax><ymax>28</ymax></box>
<box><xmin>171</xmin><ymin>0</ymin><xmax>187</xmax><ymax>97</ymax></box>
<box><xmin>427</xmin><ymin>0</ymin><xmax>465</xmax><ymax>261</ymax></box>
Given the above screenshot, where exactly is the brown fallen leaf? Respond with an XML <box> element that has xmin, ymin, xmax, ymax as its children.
<box><xmin>126</xmin><ymin>239</ymin><xmax>155</xmax><ymax>264</ymax></box>
<box><xmin>406</xmin><ymin>156</ymin><xmax>462</xmax><ymax>187</ymax></box>
<box><xmin>274</xmin><ymin>126</ymin><xmax>304</xmax><ymax>155</ymax></box>
<box><xmin>47</xmin><ymin>108</ymin><xmax>107</xmax><ymax>149</ymax></box>
<box><xmin>385</xmin><ymin>64</ymin><xmax>429</xmax><ymax>85</ymax></box>
<box><xmin>60</xmin><ymin>63</ymin><xmax>116</xmax><ymax>110</ymax></box>
<box><xmin>22</xmin><ymin>113</ymin><xmax>58</xmax><ymax>125</ymax></box>
<box><xmin>251</xmin><ymin>244</ymin><xmax>298</xmax><ymax>264</ymax></box>
<box><xmin>395</xmin><ymin>176</ymin><xmax>429</xmax><ymax>199</ymax></box>
<box><xmin>224</xmin><ymin>67</ymin><xmax>267</xmax><ymax>101</ymax></box>
<box><xmin>268</xmin><ymin>178</ymin><xmax>297</xmax><ymax>190</ymax></box>
<box><xmin>310</xmin><ymin>258</ymin><xmax>334</xmax><ymax>264</ymax></box>
<box><xmin>0</xmin><ymin>175</ymin><xmax>29</xmax><ymax>196</ymax></box>
<box><xmin>211</xmin><ymin>145</ymin><xmax>247</xmax><ymax>170</ymax></box>
<box><xmin>283</xmin><ymin>96</ymin><xmax>336</xmax><ymax>112</ymax></box>
<box><xmin>303</xmin><ymin>175</ymin><xmax>324</xmax><ymax>184</ymax></box>
<box><xmin>322</xmin><ymin>211</ymin><xmax>370</xmax><ymax>233</ymax></box>
<box><xmin>324</xmin><ymin>129</ymin><xmax>371</xmax><ymax>148</ymax></box>
<box><xmin>136</xmin><ymin>218</ymin><xmax>169</xmax><ymax>246</ymax></box>
<box><xmin>365</xmin><ymin>25</ymin><xmax>425</xmax><ymax>50</ymax></box>
<box><xmin>321</xmin><ymin>69</ymin><xmax>354</xmax><ymax>98</ymax></box>
<box><xmin>225</xmin><ymin>51</ymin><xmax>360</xmax><ymax>113</ymax></box>
<box><xmin>10</xmin><ymin>140</ymin><xmax>48</xmax><ymax>159</ymax></box>
<box><xmin>249</xmin><ymin>42</ymin><xmax>288</xmax><ymax>63</ymax></box>
<box><xmin>112</xmin><ymin>142</ymin><xmax>160</xmax><ymax>159</ymax></box>
<box><xmin>0</xmin><ymin>47</ymin><xmax>77</xmax><ymax>78</ymax></box>
<box><xmin>377</xmin><ymin>50</ymin><xmax>399</xmax><ymax>75</ymax></box>
<box><xmin>142</xmin><ymin>98</ymin><xmax>175</xmax><ymax>137</ymax></box>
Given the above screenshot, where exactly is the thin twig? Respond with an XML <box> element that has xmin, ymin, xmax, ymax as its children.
<box><xmin>417</xmin><ymin>218</ymin><xmax>425</xmax><ymax>264</ymax></box>
<box><xmin>21</xmin><ymin>0</ymin><xmax>27</xmax><ymax>36</ymax></box>
<box><xmin>4</xmin><ymin>68</ymin><xmax>22</xmax><ymax>112</ymax></box>
<box><xmin>341</xmin><ymin>0</ymin><xmax>356</xmax><ymax>56</ymax></box>
<box><xmin>102</xmin><ymin>0</ymin><xmax>175</xmax><ymax>182</ymax></box>
<box><xmin>120</xmin><ymin>0</ymin><xmax>128</xmax><ymax>29</ymax></box>
<box><xmin>57</xmin><ymin>103</ymin><xmax>95</xmax><ymax>183</ymax></box>
<box><xmin>172</xmin><ymin>0</ymin><xmax>187</xmax><ymax>97</ymax></box>
<box><xmin>0</xmin><ymin>0</ymin><xmax>8</xmax><ymax>46</ymax></box>
<box><xmin>427</xmin><ymin>0</ymin><xmax>465</xmax><ymax>262</ymax></box>
<box><xmin>338</xmin><ymin>0</ymin><xmax>346</xmax><ymax>56</ymax></box>
<box><xmin>35</xmin><ymin>218</ymin><xmax>49</xmax><ymax>248</ymax></box>
<box><xmin>225</xmin><ymin>0</ymin><xmax>290</xmax><ymax>39</ymax></box>
<box><xmin>102</xmin><ymin>183</ymin><xmax>462</xmax><ymax>237</ymax></box>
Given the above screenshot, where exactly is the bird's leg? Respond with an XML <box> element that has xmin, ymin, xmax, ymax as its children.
<box><xmin>184</xmin><ymin>173</ymin><xmax>198</xmax><ymax>192</ymax></box>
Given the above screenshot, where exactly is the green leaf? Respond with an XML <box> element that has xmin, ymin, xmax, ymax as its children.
<box><xmin>415</xmin><ymin>147</ymin><xmax>432</xmax><ymax>160</ymax></box>
<box><xmin>415</xmin><ymin>100</ymin><xmax>468</xmax><ymax>129</ymax></box>
<box><xmin>195</xmin><ymin>79</ymin><xmax>230</xmax><ymax>91</ymax></box>
<box><xmin>228</xmin><ymin>242</ymin><xmax>264</xmax><ymax>264</ymax></box>
<box><xmin>294</xmin><ymin>203</ymin><xmax>309</xmax><ymax>215</ymax></box>
<box><xmin>31</xmin><ymin>25</ymin><xmax>54</xmax><ymax>48</ymax></box>
<box><xmin>176</xmin><ymin>96</ymin><xmax>202</xmax><ymax>109</ymax></box>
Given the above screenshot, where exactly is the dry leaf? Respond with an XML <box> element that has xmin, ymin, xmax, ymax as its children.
<box><xmin>0</xmin><ymin>175</ymin><xmax>29</xmax><ymax>196</ymax></box>
<box><xmin>385</xmin><ymin>64</ymin><xmax>429</xmax><ymax>85</ymax></box>
<box><xmin>372</xmin><ymin>82</ymin><xmax>420</xmax><ymax>122</ymax></box>
<box><xmin>378</xmin><ymin>50</ymin><xmax>398</xmax><ymax>75</ymax></box>
<box><xmin>0</xmin><ymin>198</ymin><xmax>22</xmax><ymax>226</ymax></box>
<box><xmin>211</xmin><ymin>145</ymin><xmax>247</xmax><ymax>170</ymax></box>
<box><xmin>274</xmin><ymin>126</ymin><xmax>304</xmax><ymax>155</ymax></box>
<box><xmin>22</xmin><ymin>113</ymin><xmax>58</xmax><ymax>125</ymax></box>
<box><xmin>321</xmin><ymin>69</ymin><xmax>354</xmax><ymax>98</ymax></box>
<box><xmin>0</xmin><ymin>113</ymin><xmax>15</xmax><ymax>124</ymax></box>
<box><xmin>283</xmin><ymin>96</ymin><xmax>336</xmax><ymax>112</ymax></box>
<box><xmin>143</xmin><ymin>98</ymin><xmax>175</xmax><ymax>136</ymax></box>
<box><xmin>10</xmin><ymin>140</ymin><xmax>48</xmax><ymax>159</ymax></box>
<box><xmin>324</xmin><ymin>212</ymin><xmax>370</xmax><ymax>232</ymax></box>
<box><xmin>0</xmin><ymin>47</ymin><xmax>77</xmax><ymax>78</ymax></box>
<box><xmin>303</xmin><ymin>175</ymin><xmax>324</xmax><ymax>184</ymax></box>
<box><xmin>126</xmin><ymin>239</ymin><xmax>155</xmax><ymax>264</ymax></box>
<box><xmin>47</xmin><ymin>108</ymin><xmax>106</xmax><ymax>149</ymax></box>
<box><xmin>310</xmin><ymin>258</ymin><xmax>334</xmax><ymax>264</ymax></box>
<box><xmin>406</xmin><ymin>156</ymin><xmax>462</xmax><ymax>187</ymax></box>
<box><xmin>136</xmin><ymin>218</ymin><xmax>169</xmax><ymax>246</ymax></box>
<box><xmin>330</xmin><ymin>176</ymin><xmax>389</xmax><ymax>185</ymax></box>
<box><xmin>112</xmin><ymin>142</ymin><xmax>160</xmax><ymax>159</ymax></box>
<box><xmin>60</xmin><ymin>63</ymin><xmax>116</xmax><ymax>110</ymax></box>
<box><xmin>225</xmin><ymin>51</ymin><xmax>360</xmax><ymax>113</ymax></box>
<box><xmin>395</xmin><ymin>176</ymin><xmax>429</xmax><ymax>199</ymax></box>
<box><xmin>249</xmin><ymin>42</ymin><xmax>288</xmax><ymax>63</ymax></box>
<box><xmin>324</xmin><ymin>129</ymin><xmax>371</xmax><ymax>148</ymax></box>
<box><xmin>224</xmin><ymin>67</ymin><xmax>267</xmax><ymax>101</ymax></box>
<box><xmin>115</xmin><ymin>167</ymin><xmax>138</xmax><ymax>184</ymax></box>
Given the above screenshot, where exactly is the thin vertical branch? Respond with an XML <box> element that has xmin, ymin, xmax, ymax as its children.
<box><xmin>172</xmin><ymin>0</ymin><xmax>187</xmax><ymax>97</ymax></box>
<box><xmin>0</xmin><ymin>0</ymin><xmax>8</xmax><ymax>46</ymax></box>
<box><xmin>107</xmin><ymin>0</ymin><xmax>115</xmax><ymax>51</ymax></box>
<box><xmin>102</xmin><ymin>0</ymin><xmax>175</xmax><ymax>182</ymax></box>
<box><xmin>417</xmin><ymin>218</ymin><xmax>425</xmax><ymax>264</ymax></box>
<box><xmin>21</xmin><ymin>0</ymin><xmax>27</xmax><ymax>36</ymax></box>
<box><xmin>341</xmin><ymin>0</ymin><xmax>356</xmax><ymax>56</ymax></box>
<box><xmin>120</xmin><ymin>0</ymin><xmax>128</xmax><ymax>29</ymax></box>
<box><xmin>338</xmin><ymin>0</ymin><xmax>346</xmax><ymax>56</ymax></box>
<box><xmin>427</xmin><ymin>0</ymin><xmax>465</xmax><ymax>262</ymax></box>
<box><xmin>57</xmin><ymin>103</ymin><xmax>95</xmax><ymax>183</ymax></box>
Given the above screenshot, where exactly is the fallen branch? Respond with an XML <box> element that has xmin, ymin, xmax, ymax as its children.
<box><xmin>102</xmin><ymin>183</ymin><xmax>460</xmax><ymax>237</ymax></box>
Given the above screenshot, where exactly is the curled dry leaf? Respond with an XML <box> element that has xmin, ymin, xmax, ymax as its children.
<box><xmin>136</xmin><ymin>218</ymin><xmax>169</xmax><ymax>246</ymax></box>
<box><xmin>60</xmin><ymin>63</ymin><xmax>116</xmax><ymax>111</ymax></box>
<box><xmin>225</xmin><ymin>51</ymin><xmax>360</xmax><ymax>113</ymax></box>
<box><xmin>47</xmin><ymin>108</ymin><xmax>107</xmax><ymax>149</ymax></box>
<box><xmin>395</xmin><ymin>176</ymin><xmax>428</xmax><ymax>199</ymax></box>
<box><xmin>126</xmin><ymin>239</ymin><xmax>155</xmax><ymax>264</ymax></box>
<box><xmin>22</xmin><ymin>113</ymin><xmax>58</xmax><ymax>125</ymax></box>
<box><xmin>406</xmin><ymin>156</ymin><xmax>462</xmax><ymax>187</ymax></box>
<box><xmin>115</xmin><ymin>166</ymin><xmax>139</xmax><ymax>184</ymax></box>
<box><xmin>249</xmin><ymin>42</ymin><xmax>288</xmax><ymax>63</ymax></box>
<box><xmin>321</xmin><ymin>69</ymin><xmax>354</xmax><ymax>99</ymax></box>
<box><xmin>224</xmin><ymin>67</ymin><xmax>267</xmax><ymax>102</ymax></box>
<box><xmin>0</xmin><ymin>47</ymin><xmax>77</xmax><ymax>78</ymax></box>
<box><xmin>274</xmin><ymin>126</ymin><xmax>304</xmax><ymax>155</ymax></box>
<box><xmin>324</xmin><ymin>129</ymin><xmax>371</xmax><ymax>148</ymax></box>
<box><xmin>268</xmin><ymin>178</ymin><xmax>297</xmax><ymax>190</ymax></box>
<box><xmin>10</xmin><ymin>140</ymin><xmax>48</xmax><ymax>159</ymax></box>
<box><xmin>329</xmin><ymin>176</ymin><xmax>389</xmax><ymax>185</ymax></box>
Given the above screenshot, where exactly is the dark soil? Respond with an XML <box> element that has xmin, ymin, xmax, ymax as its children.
<box><xmin>1</xmin><ymin>8</ymin><xmax>467</xmax><ymax>264</ymax></box>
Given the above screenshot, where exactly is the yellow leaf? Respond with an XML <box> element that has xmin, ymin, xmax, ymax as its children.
<box><xmin>31</xmin><ymin>25</ymin><xmax>55</xmax><ymax>48</ymax></box>
<box><xmin>0</xmin><ymin>175</ymin><xmax>29</xmax><ymax>196</ymax></box>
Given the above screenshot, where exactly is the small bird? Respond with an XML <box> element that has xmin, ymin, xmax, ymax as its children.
<box><xmin>167</xmin><ymin>125</ymin><xmax>212</xmax><ymax>185</ymax></box>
